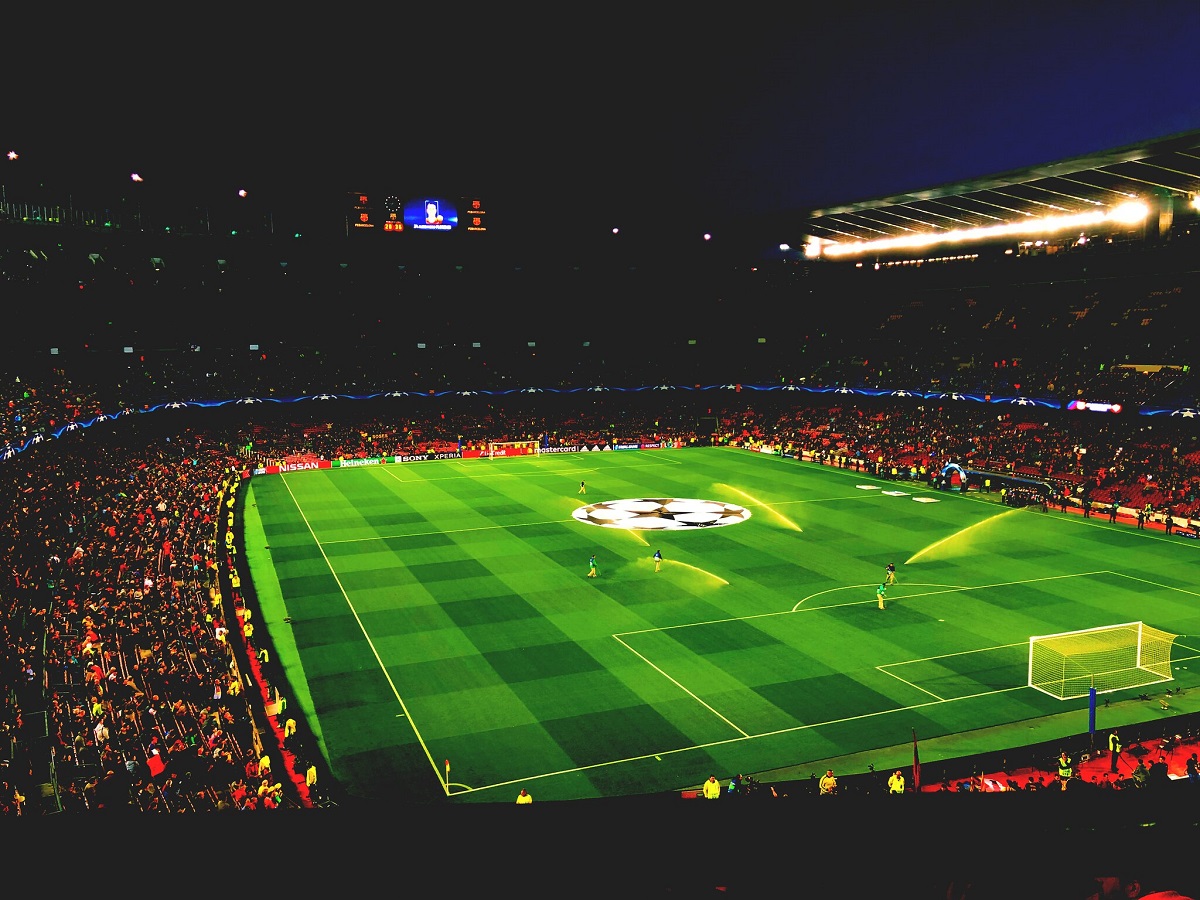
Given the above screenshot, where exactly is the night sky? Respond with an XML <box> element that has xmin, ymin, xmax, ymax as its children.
<box><xmin>7</xmin><ymin>4</ymin><xmax>1200</xmax><ymax>254</ymax></box>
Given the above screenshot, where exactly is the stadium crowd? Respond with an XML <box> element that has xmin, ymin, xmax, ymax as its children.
<box><xmin>0</xmin><ymin>417</ymin><xmax>327</xmax><ymax>814</ymax></box>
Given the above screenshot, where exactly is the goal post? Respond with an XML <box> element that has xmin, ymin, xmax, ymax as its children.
<box><xmin>485</xmin><ymin>440</ymin><xmax>540</xmax><ymax>459</ymax></box>
<box><xmin>1028</xmin><ymin>621</ymin><xmax>1177</xmax><ymax>700</ymax></box>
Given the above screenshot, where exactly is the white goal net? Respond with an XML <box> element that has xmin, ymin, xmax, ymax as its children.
<box><xmin>1028</xmin><ymin>621</ymin><xmax>1177</xmax><ymax>700</ymax></box>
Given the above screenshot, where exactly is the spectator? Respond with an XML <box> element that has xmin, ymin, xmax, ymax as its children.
<box><xmin>1057</xmin><ymin>751</ymin><xmax>1074</xmax><ymax>790</ymax></box>
<box><xmin>306</xmin><ymin>760</ymin><xmax>320</xmax><ymax>802</ymax></box>
<box><xmin>819</xmin><ymin>769</ymin><xmax>837</xmax><ymax>796</ymax></box>
<box><xmin>1148</xmin><ymin>755</ymin><xmax>1172</xmax><ymax>789</ymax></box>
<box><xmin>1084</xmin><ymin>869</ymin><xmax>1196</xmax><ymax>900</ymax></box>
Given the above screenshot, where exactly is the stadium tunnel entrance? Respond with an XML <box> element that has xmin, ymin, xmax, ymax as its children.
<box><xmin>966</xmin><ymin>469</ymin><xmax>1053</xmax><ymax>504</ymax></box>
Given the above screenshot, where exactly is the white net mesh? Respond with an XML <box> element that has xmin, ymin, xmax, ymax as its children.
<box><xmin>1028</xmin><ymin>621</ymin><xmax>1176</xmax><ymax>700</ymax></box>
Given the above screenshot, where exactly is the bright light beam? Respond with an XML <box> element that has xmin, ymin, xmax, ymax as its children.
<box><xmin>619</xmin><ymin>526</ymin><xmax>650</xmax><ymax>546</ymax></box>
<box><xmin>906</xmin><ymin>507</ymin><xmax>1025</xmax><ymax>565</ymax></box>
<box><xmin>670</xmin><ymin>561</ymin><xmax>729</xmax><ymax>585</ymax></box>
<box><xmin>715</xmin><ymin>483</ymin><xmax>801</xmax><ymax>531</ymax></box>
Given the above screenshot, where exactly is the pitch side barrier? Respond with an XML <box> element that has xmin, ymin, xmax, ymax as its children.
<box><xmin>246</xmin><ymin>441</ymin><xmax>686</xmax><ymax>476</ymax></box>
<box><xmin>250</xmin><ymin>452</ymin><xmax>461</xmax><ymax>475</ymax></box>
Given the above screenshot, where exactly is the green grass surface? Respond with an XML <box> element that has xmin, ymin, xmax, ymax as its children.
<box><xmin>240</xmin><ymin>447</ymin><xmax>1200</xmax><ymax>804</ymax></box>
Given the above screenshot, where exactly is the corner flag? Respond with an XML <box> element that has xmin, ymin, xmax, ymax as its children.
<box><xmin>912</xmin><ymin>728</ymin><xmax>921</xmax><ymax>791</ymax></box>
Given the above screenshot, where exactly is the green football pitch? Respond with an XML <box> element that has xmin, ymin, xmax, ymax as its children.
<box><xmin>239</xmin><ymin>447</ymin><xmax>1200</xmax><ymax>804</ymax></box>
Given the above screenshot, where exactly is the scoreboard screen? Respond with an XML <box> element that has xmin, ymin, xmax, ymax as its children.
<box><xmin>346</xmin><ymin>192</ymin><xmax>487</xmax><ymax>237</ymax></box>
<box><xmin>406</xmin><ymin>197</ymin><xmax>456</xmax><ymax>231</ymax></box>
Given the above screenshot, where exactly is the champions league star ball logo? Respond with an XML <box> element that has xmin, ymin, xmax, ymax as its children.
<box><xmin>572</xmin><ymin>498</ymin><xmax>751</xmax><ymax>530</ymax></box>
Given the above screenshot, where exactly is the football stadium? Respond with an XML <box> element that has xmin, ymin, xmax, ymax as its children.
<box><xmin>5</xmin><ymin>29</ymin><xmax>1200</xmax><ymax>892</ymax></box>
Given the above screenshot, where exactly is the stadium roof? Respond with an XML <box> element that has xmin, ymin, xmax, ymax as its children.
<box><xmin>802</xmin><ymin>129</ymin><xmax>1200</xmax><ymax>246</ymax></box>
